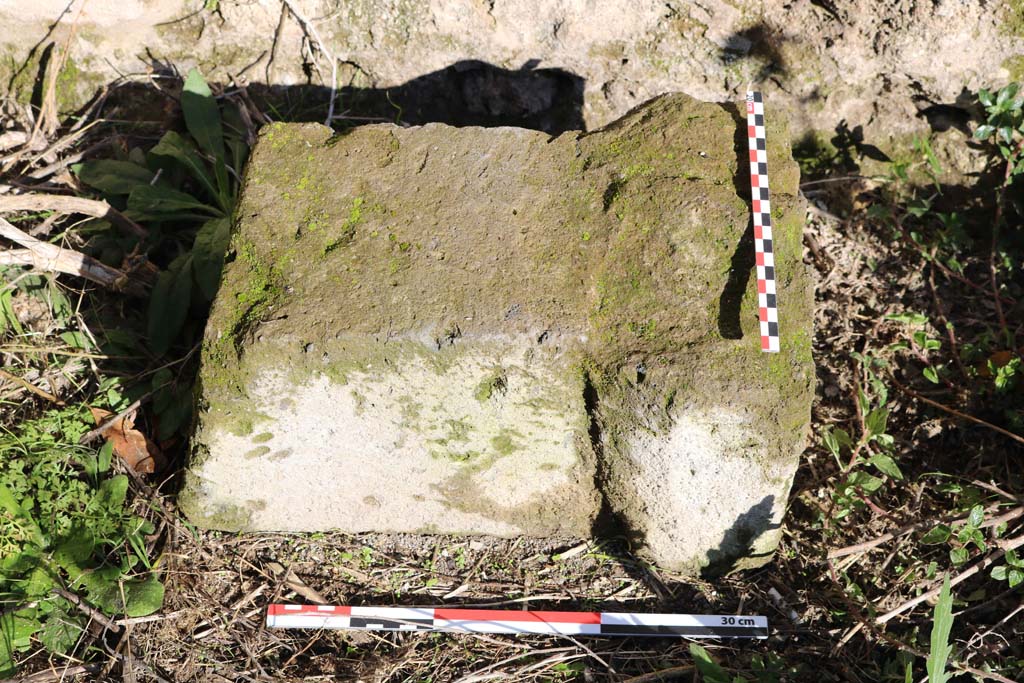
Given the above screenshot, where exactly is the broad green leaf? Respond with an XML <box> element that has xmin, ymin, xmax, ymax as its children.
<box><xmin>76</xmin><ymin>566</ymin><xmax>122</xmax><ymax>613</ymax></box>
<box><xmin>689</xmin><ymin>643</ymin><xmax>731</xmax><ymax>683</ymax></box>
<box><xmin>192</xmin><ymin>217</ymin><xmax>232</xmax><ymax>300</ymax></box>
<box><xmin>79</xmin><ymin>451</ymin><xmax>99</xmax><ymax>481</ymax></box>
<box><xmin>958</xmin><ymin>526</ymin><xmax>986</xmax><ymax>552</ymax></box>
<box><xmin>152</xmin><ymin>385</ymin><xmax>173</xmax><ymax>414</ymax></box>
<box><xmin>949</xmin><ymin>547</ymin><xmax>969</xmax><ymax>565</ymax></box>
<box><xmin>874</xmin><ymin>433</ymin><xmax>895</xmax><ymax>448</ymax></box>
<box><xmin>39</xmin><ymin>608</ymin><xmax>83</xmax><ymax>654</ymax></box>
<box><xmin>865</xmin><ymin>408</ymin><xmax>889</xmax><ymax>438</ymax></box>
<box><xmin>922</xmin><ymin>366</ymin><xmax>939</xmax><ymax>384</ymax></box>
<box><xmin>126</xmin><ymin>184</ymin><xmax>222</xmax><ymax>220</ymax></box>
<box><xmin>822</xmin><ymin>428</ymin><xmax>841</xmax><ymax>458</ymax></box>
<box><xmin>822</xmin><ymin>427</ymin><xmax>852</xmax><ymax>460</ymax></box>
<box><xmin>997</xmin><ymin>83</ymin><xmax>1019</xmax><ymax>107</ymax></box>
<box><xmin>38</xmin><ymin>277</ymin><xmax>72</xmax><ymax>323</ymax></box>
<box><xmin>85</xmin><ymin>573</ymin><xmax>164</xmax><ymax>617</ymax></box>
<box><xmin>847</xmin><ymin>470</ymin><xmax>884</xmax><ymax>493</ymax></box>
<box><xmin>147</xmin><ymin>252</ymin><xmax>194</xmax><ymax>355</ymax></box>
<box><xmin>53</xmin><ymin>530</ymin><xmax>96</xmax><ymax>575</ymax></box>
<box><xmin>150</xmin><ymin>131</ymin><xmax>225</xmax><ymax>211</ymax></box>
<box><xmin>181</xmin><ymin>68</ymin><xmax>225</xmax><ymax>162</ymax></box>
<box><xmin>868</xmin><ymin>454</ymin><xmax>903</xmax><ymax>480</ymax></box>
<box><xmin>74</xmin><ymin>159</ymin><xmax>155</xmax><ymax>195</ymax></box>
<box><xmin>213</xmin><ymin>155</ymin><xmax>231</xmax><ymax>209</ymax></box>
<box><xmin>967</xmin><ymin>504</ymin><xmax>985</xmax><ymax>528</ymax></box>
<box><xmin>59</xmin><ymin>331</ymin><xmax>92</xmax><ymax>350</ymax></box>
<box><xmin>920</xmin><ymin>524</ymin><xmax>951</xmax><ymax>545</ymax></box>
<box><xmin>857</xmin><ymin>389</ymin><xmax>871</xmax><ymax>415</ymax></box>
<box><xmin>869</xmin><ymin>377</ymin><xmax>889</xmax><ymax>405</ymax></box>
<box><xmin>973</xmin><ymin>124</ymin><xmax>994</xmax><ymax>140</ymax></box>
<box><xmin>98</xmin><ymin>440</ymin><xmax>113</xmax><ymax>474</ymax></box>
<box><xmin>156</xmin><ymin>390</ymin><xmax>192</xmax><ymax>441</ymax></box>
<box><xmin>152</xmin><ymin>368</ymin><xmax>173</xmax><ymax>391</ymax></box>
<box><xmin>0</xmin><ymin>609</ymin><xmax>42</xmax><ymax>678</ymax></box>
<box><xmin>0</xmin><ymin>645</ymin><xmax>12</xmax><ymax>678</ymax></box>
<box><xmin>93</xmin><ymin>475</ymin><xmax>129</xmax><ymax>514</ymax></box>
<box><xmin>926</xmin><ymin>574</ymin><xmax>954</xmax><ymax>683</ymax></box>
<box><xmin>0</xmin><ymin>483</ymin><xmax>43</xmax><ymax>545</ymax></box>
<box><xmin>991</xmin><ymin>565</ymin><xmax>1008</xmax><ymax>581</ymax></box>
<box><xmin>1009</xmin><ymin>568</ymin><xmax>1024</xmax><ymax>588</ymax></box>
<box><xmin>99</xmin><ymin>328</ymin><xmax>141</xmax><ymax>355</ymax></box>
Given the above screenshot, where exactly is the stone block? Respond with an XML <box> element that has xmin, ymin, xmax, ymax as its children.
<box><xmin>182</xmin><ymin>93</ymin><xmax>814</xmax><ymax>574</ymax></box>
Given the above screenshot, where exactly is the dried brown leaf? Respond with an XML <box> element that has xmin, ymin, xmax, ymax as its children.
<box><xmin>90</xmin><ymin>407</ymin><xmax>164</xmax><ymax>473</ymax></box>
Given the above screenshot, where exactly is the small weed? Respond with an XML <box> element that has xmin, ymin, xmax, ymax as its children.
<box><xmin>0</xmin><ymin>408</ymin><xmax>162</xmax><ymax>676</ymax></box>
<box><xmin>821</xmin><ymin>352</ymin><xmax>903</xmax><ymax>521</ymax></box>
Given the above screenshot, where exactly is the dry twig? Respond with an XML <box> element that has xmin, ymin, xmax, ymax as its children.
<box><xmin>0</xmin><ymin>192</ymin><xmax>147</xmax><ymax>238</ymax></box>
<box><xmin>54</xmin><ymin>587</ymin><xmax>122</xmax><ymax>634</ymax></box>
<box><xmin>888</xmin><ymin>373</ymin><xmax>1024</xmax><ymax>446</ymax></box>
<box><xmin>0</xmin><ymin>367</ymin><xmax>65</xmax><ymax>405</ymax></box>
<box><xmin>0</xmin><ymin>217</ymin><xmax>147</xmax><ymax>295</ymax></box>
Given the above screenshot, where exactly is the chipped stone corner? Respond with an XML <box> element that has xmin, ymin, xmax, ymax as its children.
<box><xmin>599</xmin><ymin>401</ymin><xmax>803</xmax><ymax>576</ymax></box>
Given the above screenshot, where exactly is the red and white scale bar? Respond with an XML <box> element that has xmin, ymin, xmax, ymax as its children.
<box><xmin>746</xmin><ymin>90</ymin><xmax>780</xmax><ymax>353</ymax></box>
<box><xmin>267</xmin><ymin>605</ymin><xmax>768</xmax><ymax>639</ymax></box>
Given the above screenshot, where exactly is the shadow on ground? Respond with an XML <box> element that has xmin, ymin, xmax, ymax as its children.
<box><xmin>244</xmin><ymin>59</ymin><xmax>585</xmax><ymax>134</ymax></box>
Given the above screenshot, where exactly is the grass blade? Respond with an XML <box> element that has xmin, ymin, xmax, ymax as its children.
<box><xmin>926</xmin><ymin>573</ymin><xmax>954</xmax><ymax>683</ymax></box>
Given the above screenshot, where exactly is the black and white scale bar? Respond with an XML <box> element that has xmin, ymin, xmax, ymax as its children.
<box><xmin>267</xmin><ymin>605</ymin><xmax>768</xmax><ymax>639</ymax></box>
<box><xmin>746</xmin><ymin>90</ymin><xmax>780</xmax><ymax>353</ymax></box>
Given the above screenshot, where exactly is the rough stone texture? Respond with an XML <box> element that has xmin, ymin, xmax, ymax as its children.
<box><xmin>1</xmin><ymin>0</ymin><xmax>1022</xmax><ymax>174</ymax></box>
<box><xmin>181</xmin><ymin>92</ymin><xmax>815</xmax><ymax>574</ymax></box>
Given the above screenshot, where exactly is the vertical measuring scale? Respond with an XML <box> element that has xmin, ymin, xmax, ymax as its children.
<box><xmin>746</xmin><ymin>91</ymin><xmax>780</xmax><ymax>353</ymax></box>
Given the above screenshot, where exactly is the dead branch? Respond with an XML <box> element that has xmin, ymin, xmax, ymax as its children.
<box><xmin>0</xmin><ymin>192</ymin><xmax>147</xmax><ymax>238</ymax></box>
<box><xmin>0</xmin><ymin>217</ymin><xmax>148</xmax><ymax>296</ymax></box>
<box><xmin>0</xmin><ymin>367</ymin><xmax>65</xmax><ymax>405</ymax></box>
<box><xmin>889</xmin><ymin>373</ymin><xmax>1024</xmax><ymax>446</ymax></box>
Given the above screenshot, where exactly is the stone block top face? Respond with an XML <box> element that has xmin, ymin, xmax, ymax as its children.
<box><xmin>184</xmin><ymin>93</ymin><xmax>814</xmax><ymax>574</ymax></box>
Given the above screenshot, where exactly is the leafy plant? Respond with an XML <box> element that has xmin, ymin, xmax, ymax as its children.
<box><xmin>688</xmin><ymin>643</ymin><xmax>797</xmax><ymax>683</ymax></box>
<box><xmin>990</xmin><ymin>549</ymin><xmax>1024</xmax><ymax>588</ymax></box>
<box><xmin>920</xmin><ymin>504</ymin><xmax>988</xmax><ymax>567</ymax></box>
<box><xmin>0</xmin><ymin>407</ymin><xmax>162</xmax><ymax>676</ymax></box>
<box><xmin>886</xmin><ymin>312</ymin><xmax>946</xmax><ymax>384</ymax></box>
<box><xmin>822</xmin><ymin>352</ymin><xmax>903</xmax><ymax>520</ymax></box>
<box><xmin>975</xmin><ymin>83</ymin><xmax>1024</xmax><ymax>150</ymax></box>
<box><xmin>691</xmin><ymin>643</ymin><xmax>735</xmax><ymax>683</ymax></box>
<box><xmin>74</xmin><ymin>68</ymin><xmax>247</xmax><ymax>357</ymax></box>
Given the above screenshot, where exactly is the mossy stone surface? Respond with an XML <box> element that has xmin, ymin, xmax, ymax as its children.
<box><xmin>184</xmin><ymin>93</ymin><xmax>813</xmax><ymax>574</ymax></box>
